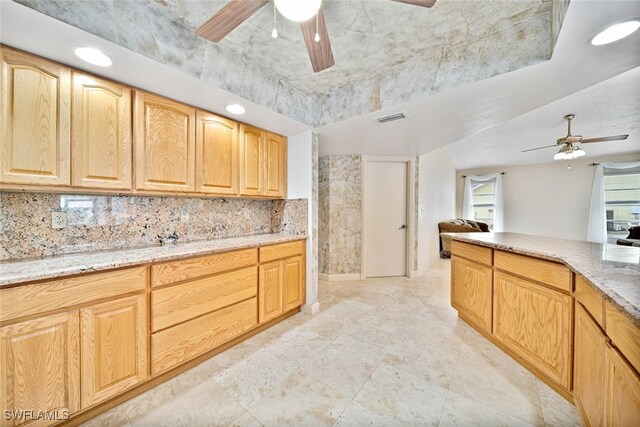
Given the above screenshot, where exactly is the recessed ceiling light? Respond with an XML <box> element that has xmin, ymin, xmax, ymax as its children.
<box><xmin>74</xmin><ymin>47</ymin><xmax>112</xmax><ymax>67</ymax></box>
<box><xmin>590</xmin><ymin>20</ymin><xmax>640</xmax><ymax>46</ymax></box>
<box><xmin>226</xmin><ymin>104</ymin><xmax>246</xmax><ymax>115</ymax></box>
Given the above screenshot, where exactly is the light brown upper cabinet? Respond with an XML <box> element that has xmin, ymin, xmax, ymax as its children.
<box><xmin>134</xmin><ymin>91</ymin><xmax>195</xmax><ymax>192</ymax></box>
<box><xmin>0</xmin><ymin>46</ymin><xmax>71</xmax><ymax>186</ymax></box>
<box><xmin>72</xmin><ymin>72</ymin><xmax>132</xmax><ymax>190</ymax></box>
<box><xmin>239</xmin><ymin>124</ymin><xmax>263</xmax><ymax>197</ymax></box>
<box><xmin>264</xmin><ymin>132</ymin><xmax>287</xmax><ymax>198</ymax></box>
<box><xmin>195</xmin><ymin>110</ymin><xmax>238</xmax><ymax>195</ymax></box>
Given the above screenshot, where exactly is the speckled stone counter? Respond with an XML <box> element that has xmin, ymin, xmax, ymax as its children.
<box><xmin>0</xmin><ymin>233</ymin><xmax>307</xmax><ymax>287</ymax></box>
<box><xmin>448</xmin><ymin>232</ymin><xmax>640</xmax><ymax>326</ymax></box>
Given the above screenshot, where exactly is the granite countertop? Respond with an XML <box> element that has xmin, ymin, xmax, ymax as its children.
<box><xmin>0</xmin><ymin>233</ymin><xmax>307</xmax><ymax>287</ymax></box>
<box><xmin>448</xmin><ymin>232</ymin><xmax>640</xmax><ymax>326</ymax></box>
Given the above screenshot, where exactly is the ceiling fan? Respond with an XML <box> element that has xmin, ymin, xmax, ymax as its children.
<box><xmin>195</xmin><ymin>0</ymin><xmax>437</xmax><ymax>73</ymax></box>
<box><xmin>522</xmin><ymin>114</ymin><xmax>629</xmax><ymax>160</ymax></box>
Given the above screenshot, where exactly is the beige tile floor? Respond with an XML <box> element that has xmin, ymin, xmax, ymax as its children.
<box><xmin>84</xmin><ymin>260</ymin><xmax>582</xmax><ymax>427</ymax></box>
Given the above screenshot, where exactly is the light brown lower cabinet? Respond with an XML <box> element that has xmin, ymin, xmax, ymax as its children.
<box><xmin>1</xmin><ymin>242</ymin><xmax>306</xmax><ymax>425</ymax></box>
<box><xmin>258</xmin><ymin>241</ymin><xmax>305</xmax><ymax>324</ymax></box>
<box><xmin>450</xmin><ymin>255</ymin><xmax>492</xmax><ymax>333</ymax></box>
<box><xmin>0</xmin><ymin>312</ymin><xmax>80</xmax><ymax>426</ymax></box>
<box><xmin>259</xmin><ymin>260</ymin><xmax>285</xmax><ymax>323</ymax></box>
<box><xmin>574</xmin><ymin>303</ymin><xmax>606</xmax><ymax>427</ymax></box>
<box><xmin>80</xmin><ymin>295</ymin><xmax>148</xmax><ymax>407</ymax></box>
<box><xmin>493</xmin><ymin>271</ymin><xmax>573</xmax><ymax>390</ymax></box>
<box><xmin>604</xmin><ymin>343</ymin><xmax>640</xmax><ymax>426</ymax></box>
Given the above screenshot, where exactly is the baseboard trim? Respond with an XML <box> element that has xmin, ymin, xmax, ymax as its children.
<box><xmin>318</xmin><ymin>273</ymin><xmax>361</xmax><ymax>282</ymax></box>
<box><xmin>302</xmin><ymin>302</ymin><xmax>321</xmax><ymax>315</ymax></box>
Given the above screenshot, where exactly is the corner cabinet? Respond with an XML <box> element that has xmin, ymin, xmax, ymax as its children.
<box><xmin>134</xmin><ymin>91</ymin><xmax>196</xmax><ymax>192</ymax></box>
<box><xmin>195</xmin><ymin>110</ymin><xmax>238</xmax><ymax>195</ymax></box>
<box><xmin>0</xmin><ymin>46</ymin><xmax>71</xmax><ymax>187</ymax></box>
<box><xmin>72</xmin><ymin>72</ymin><xmax>132</xmax><ymax>190</ymax></box>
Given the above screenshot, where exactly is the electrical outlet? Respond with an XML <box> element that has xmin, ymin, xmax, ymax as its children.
<box><xmin>180</xmin><ymin>212</ymin><xmax>190</xmax><ymax>223</ymax></box>
<box><xmin>51</xmin><ymin>211</ymin><xmax>67</xmax><ymax>229</ymax></box>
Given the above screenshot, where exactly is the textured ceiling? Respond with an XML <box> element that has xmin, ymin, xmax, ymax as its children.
<box><xmin>446</xmin><ymin>66</ymin><xmax>640</xmax><ymax>170</ymax></box>
<box><xmin>14</xmin><ymin>0</ymin><xmax>563</xmax><ymax>126</ymax></box>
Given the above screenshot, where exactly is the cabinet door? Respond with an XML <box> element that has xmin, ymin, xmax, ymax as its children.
<box><xmin>0</xmin><ymin>312</ymin><xmax>80</xmax><ymax>426</ymax></box>
<box><xmin>604</xmin><ymin>344</ymin><xmax>640</xmax><ymax>426</ymax></box>
<box><xmin>451</xmin><ymin>256</ymin><xmax>492</xmax><ymax>333</ymax></box>
<box><xmin>264</xmin><ymin>132</ymin><xmax>287</xmax><ymax>198</ymax></box>
<box><xmin>493</xmin><ymin>271</ymin><xmax>573</xmax><ymax>390</ymax></box>
<box><xmin>0</xmin><ymin>46</ymin><xmax>70</xmax><ymax>186</ymax></box>
<box><xmin>239</xmin><ymin>124</ymin><xmax>263</xmax><ymax>196</ymax></box>
<box><xmin>72</xmin><ymin>72</ymin><xmax>132</xmax><ymax>190</ymax></box>
<box><xmin>134</xmin><ymin>91</ymin><xmax>195</xmax><ymax>192</ymax></box>
<box><xmin>80</xmin><ymin>295</ymin><xmax>148</xmax><ymax>407</ymax></box>
<box><xmin>283</xmin><ymin>255</ymin><xmax>304</xmax><ymax>311</ymax></box>
<box><xmin>574</xmin><ymin>303</ymin><xmax>606</xmax><ymax>427</ymax></box>
<box><xmin>195</xmin><ymin>110</ymin><xmax>238</xmax><ymax>195</ymax></box>
<box><xmin>259</xmin><ymin>260</ymin><xmax>283</xmax><ymax>323</ymax></box>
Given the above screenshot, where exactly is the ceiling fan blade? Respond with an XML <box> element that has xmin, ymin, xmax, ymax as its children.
<box><xmin>300</xmin><ymin>9</ymin><xmax>335</xmax><ymax>73</ymax></box>
<box><xmin>521</xmin><ymin>144</ymin><xmax>559</xmax><ymax>153</ymax></box>
<box><xmin>581</xmin><ymin>135</ymin><xmax>629</xmax><ymax>143</ymax></box>
<box><xmin>391</xmin><ymin>0</ymin><xmax>437</xmax><ymax>7</ymax></box>
<box><xmin>196</xmin><ymin>0</ymin><xmax>269</xmax><ymax>42</ymax></box>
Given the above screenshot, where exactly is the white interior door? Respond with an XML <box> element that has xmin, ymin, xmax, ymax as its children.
<box><xmin>365</xmin><ymin>161</ymin><xmax>407</xmax><ymax>277</ymax></box>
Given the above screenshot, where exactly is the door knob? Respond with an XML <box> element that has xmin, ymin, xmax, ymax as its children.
<box><xmin>399</xmin><ymin>224</ymin><xmax>406</xmax><ymax>230</ymax></box>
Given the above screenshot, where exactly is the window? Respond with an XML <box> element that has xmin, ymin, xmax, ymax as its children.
<box><xmin>604</xmin><ymin>172</ymin><xmax>640</xmax><ymax>243</ymax></box>
<box><xmin>471</xmin><ymin>179</ymin><xmax>496</xmax><ymax>230</ymax></box>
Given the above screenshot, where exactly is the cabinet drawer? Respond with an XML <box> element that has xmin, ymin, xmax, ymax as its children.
<box><xmin>450</xmin><ymin>240</ymin><xmax>492</xmax><ymax>266</ymax></box>
<box><xmin>574</xmin><ymin>275</ymin><xmax>604</xmax><ymax>327</ymax></box>
<box><xmin>495</xmin><ymin>250</ymin><xmax>571</xmax><ymax>292</ymax></box>
<box><xmin>152</xmin><ymin>266</ymin><xmax>257</xmax><ymax>332</ymax></box>
<box><xmin>152</xmin><ymin>298</ymin><xmax>257</xmax><ymax>374</ymax></box>
<box><xmin>605</xmin><ymin>301</ymin><xmax>640</xmax><ymax>373</ymax></box>
<box><xmin>151</xmin><ymin>248</ymin><xmax>257</xmax><ymax>287</ymax></box>
<box><xmin>259</xmin><ymin>240</ymin><xmax>304</xmax><ymax>263</ymax></box>
<box><xmin>0</xmin><ymin>267</ymin><xmax>147</xmax><ymax>323</ymax></box>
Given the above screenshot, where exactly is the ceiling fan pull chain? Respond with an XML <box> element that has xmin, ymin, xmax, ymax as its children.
<box><xmin>315</xmin><ymin>12</ymin><xmax>320</xmax><ymax>42</ymax></box>
<box><xmin>272</xmin><ymin>2</ymin><xmax>278</xmax><ymax>38</ymax></box>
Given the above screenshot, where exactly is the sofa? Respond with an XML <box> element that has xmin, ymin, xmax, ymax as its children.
<box><xmin>438</xmin><ymin>219</ymin><xmax>490</xmax><ymax>258</ymax></box>
<box><xmin>616</xmin><ymin>226</ymin><xmax>640</xmax><ymax>247</ymax></box>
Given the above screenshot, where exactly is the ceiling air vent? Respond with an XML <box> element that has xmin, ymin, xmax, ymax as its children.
<box><xmin>375</xmin><ymin>112</ymin><xmax>409</xmax><ymax>124</ymax></box>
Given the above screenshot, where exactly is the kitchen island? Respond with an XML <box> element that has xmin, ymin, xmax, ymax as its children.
<box><xmin>448</xmin><ymin>232</ymin><xmax>639</xmax><ymax>426</ymax></box>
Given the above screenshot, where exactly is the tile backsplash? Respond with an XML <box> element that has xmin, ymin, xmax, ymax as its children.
<box><xmin>0</xmin><ymin>192</ymin><xmax>307</xmax><ymax>261</ymax></box>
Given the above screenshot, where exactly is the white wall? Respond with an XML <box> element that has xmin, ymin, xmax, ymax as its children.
<box><xmin>456</xmin><ymin>153</ymin><xmax>640</xmax><ymax>241</ymax></box>
<box><xmin>287</xmin><ymin>131</ymin><xmax>317</xmax><ymax>307</ymax></box>
<box><xmin>417</xmin><ymin>149</ymin><xmax>457</xmax><ymax>272</ymax></box>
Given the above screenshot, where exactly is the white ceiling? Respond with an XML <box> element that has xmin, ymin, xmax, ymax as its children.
<box><xmin>446</xmin><ymin>66</ymin><xmax>640</xmax><ymax>170</ymax></box>
<box><xmin>317</xmin><ymin>0</ymin><xmax>640</xmax><ymax>164</ymax></box>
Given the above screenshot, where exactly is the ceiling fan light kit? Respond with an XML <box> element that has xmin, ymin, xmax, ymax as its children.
<box><xmin>522</xmin><ymin>114</ymin><xmax>629</xmax><ymax>161</ymax></box>
<box><xmin>274</xmin><ymin>0</ymin><xmax>322</xmax><ymax>23</ymax></box>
